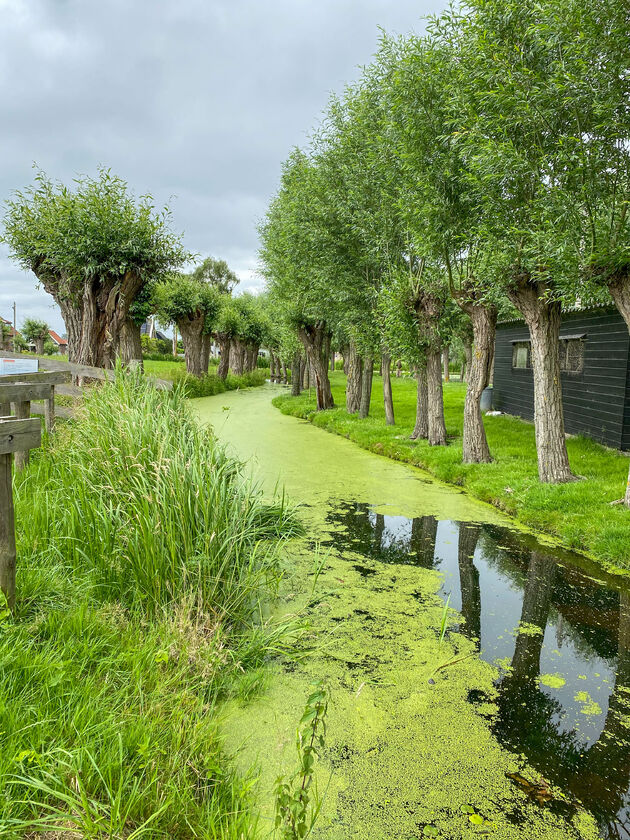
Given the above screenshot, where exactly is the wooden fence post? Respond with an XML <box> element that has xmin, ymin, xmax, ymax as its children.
<box><xmin>0</xmin><ymin>452</ymin><xmax>15</xmax><ymax>609</ymax></box>
<box><xmin>12</xmin><ymin>401</ymin><xmax>31</xmax><ymax>470</ymax></box>
<box><xmin>0</xmin><ymin>417</ymin><xmax>41</xmax><ymax>609</ymax></box>
<box><xmin>44</xmin><ymin>385</ymin><xmax>55</xmax><ymax>434</ymax></box>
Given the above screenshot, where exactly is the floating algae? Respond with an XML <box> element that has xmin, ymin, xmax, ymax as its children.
<box><xmin>539</xmin><ymin>673</ymin><xmax>567</xmax><ymax>689</ymax></box>
<box><xmin>192</xmin><ymin>386</ymin><xmax>629</xmax><ymax>840</ymax></box>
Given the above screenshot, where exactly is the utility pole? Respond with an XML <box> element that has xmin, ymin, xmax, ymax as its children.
<box><xmin>12</xmin><ymin>302</ymin><xmax>16</xmax><ymax>351</ymax></box>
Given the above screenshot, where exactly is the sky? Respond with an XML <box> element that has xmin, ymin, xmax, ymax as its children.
<box><xmin>0</xmin><ymin>0</ymin><xmax>445</xmax><ymax>335</ymax></box>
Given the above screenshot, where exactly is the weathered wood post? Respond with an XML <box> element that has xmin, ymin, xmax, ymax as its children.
<box><xmin>12</xmin><ymin>401</ymin><xmax>30</xmax><ymax>470</ymax></box>
<box><xmin>0</xmin><ymin>417</ymin><xmax>41</xmax><ymax>609</ymax></box>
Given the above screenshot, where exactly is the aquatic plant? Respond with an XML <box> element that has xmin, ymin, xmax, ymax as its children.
<box><xmin>275</xmin><ymin>682</ymin><xmax>329</xmax><ymax>839</ymax></box>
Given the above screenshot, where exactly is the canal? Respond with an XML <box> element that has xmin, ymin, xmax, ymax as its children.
<box><xmin>193</xmin><ymin>385</ymin><xmax>630</xmax><ymax>840</ymax></box>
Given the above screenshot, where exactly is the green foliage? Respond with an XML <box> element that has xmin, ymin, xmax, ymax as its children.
<box><xmin>173</xmin><ymin>368</ymin><xmax>268</xmax><ymax>398</ymax></box>
<box><xmin>4</xmin><ymin>371</ymin><xmax>297</xmax><ymax>836</ymax></box>
<box><xmin>3</xmin><ymin>168</ymin><xmax>188</xmax><ymax>302</ymax></box>
<box><xmin>154</xmin><ymin>274</ymin><xmax>222</xmax><ymax>333</ymax></box>
<box><xmin>190</xmin><ymin>256</ymin><xmax>239</xmax><ymax>293</ymax></box>
<box><xmin>20</xmin><ymin>317</ymin><xmax>49</xmax><ymax>343</ymax></box>
<box><xmin>274</xmin><ymin>682</ymin><xmax>329</xmax><ymax>839</ymax></box>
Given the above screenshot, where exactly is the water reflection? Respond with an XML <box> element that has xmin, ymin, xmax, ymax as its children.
<box><xmin>323</xmin><ymin>502</ymin><xmax>630</xmax><ymax>838</ymax></box>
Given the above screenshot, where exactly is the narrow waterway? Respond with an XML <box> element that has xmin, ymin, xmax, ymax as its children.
<box><xmin>193</xmin><ymin>386</ymin><xmax>630</xmax><ymax>840</ymax></box>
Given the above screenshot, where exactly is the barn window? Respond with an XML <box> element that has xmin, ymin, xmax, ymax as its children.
<box><xmin>512</xmin><ymin>341</ymin><xmax>530</xmax><ymax>369</ymax></box>
<box><xmin>559</xmin><ymin>335</ymin><xmax>585</xmax><ymax>374</ymax></box>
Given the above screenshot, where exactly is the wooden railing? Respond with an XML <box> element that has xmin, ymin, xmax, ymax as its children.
<box><xmin>0</xmin><ymin>351</ymin><xmax>172</xmax><ymax>390</ymax></box>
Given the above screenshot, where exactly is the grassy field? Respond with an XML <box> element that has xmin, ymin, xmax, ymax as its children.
<box><xmin>2</xmin><ymin>373</ymin><xmax>297</xmax><ymax>838</ymax></box>
<box><xmin>274</xmin><ymin>371</ymin><xmax>630</xmax><ymax>573</ymax></box>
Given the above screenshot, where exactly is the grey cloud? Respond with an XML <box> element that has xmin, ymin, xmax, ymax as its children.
<box><xmin>0</xmin><ymin>0</ymin><xmax>445</xmax><ymax>334</ymax></box>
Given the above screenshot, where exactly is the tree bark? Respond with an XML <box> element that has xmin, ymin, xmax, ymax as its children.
<box><xmin>507</xmin><ymin>278</ymin><xmax>574</xmax><ymax>483</ymax></box>
<box><xmin>281</xmin><ymin>359</ymin><xmax>288</xmax><ymax>384</ymax></box>
<box><xmin>330</xmin><ymin>351</ymin><xmax>335</xmax><ymax>372</ymax></box>
<box><xmin>297</xmin><ymin>322</ymin><xmax>334</xmax><ymax>410</ymax></box>
<box><xmin>230</xmin><ymin>340</ymin><xmax>246</xmax><ymax>376</ymax></box>
<box><xmin>51</xmin><ymin>269</ymin><xmax>144</xmax><ymax>368</ymax></box>
<box><xmin>396</xmin><ymin>360</ymin><xmax>402</xmax><ymax>378</ymax></box>
<box><xmin>443</xmin><ymin>346</ymin><xmax>450</xmax><ymax>382</ymax></box>
<box><xmin>34</xmin><ymin>337</ymin><xmax>45</xmax><ymax>355</ymax></box>
<box><xmin>172</xmin><ymin>325</ymin><xmax>178</xmax><ymax>357</ymax></box>
<box><xmin>291</xmin><ymin>351</ymin><xmax>302</xmax><ymax>396</ymax></box>
<box><xmin>382</xmin><ymin>352</ymin><xmax>395</xmax><ymax>426</ymax></box>
<box><xmin>358</xmin><ymin>356</ymin><xmax>373</xmax><ymax>419</ymax></box>
<box><xmin>426</xmin><ymin>349</ymin><xmax>447</xmax><ymax>446</ymax></box>
<box><xmin>463</xmin><ymin>343</ymin><xmax>472</xmax><ymax>383</ymax></box>
<box><xmin>178</xmin><ymin>314</ymin><xmax>210</xmax><ymax>377</ymax></box>
<box><xmin>217</xmin><ymin>335</ymin><xmax>230</xmax><ymax>379</ymax></box>
<box><xmin>346</xmin><ymin>342</ymin><xmax>363</xmax><ymax>414</ymax></box>
<box><xmin>608</xmin><ymin>276</ymin><xmax>630</xmax><ymax>505</ymax></box>
<box><xmin>460</xmin><ymin>303</ymin><xmax>496</xmax><ymax>464</ymax></box>
<box><xmin>410</xmin><ymin>365</ymin><xmax>429</xmax><ymax>440</ymax></box>
<box><xmin>302</xmin><ymin>356</ymin><xmax>309</xmax><ymax>390</ymax></box>
<box><xmin>118</xmin><ymin>317</ymin><xmax>143</xmax><ymax>370</ymax></box>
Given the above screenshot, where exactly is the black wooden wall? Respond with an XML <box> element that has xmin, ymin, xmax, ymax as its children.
<box><xmin>493</xmin><ymin>307</ymin><xmax>630</xmax><ymax>450</ymax></box>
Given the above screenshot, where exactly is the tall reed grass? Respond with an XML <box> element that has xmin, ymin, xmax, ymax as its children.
<box><xmin>0</xmin><ymin>372</ymin><xmax>297</xmax><ymax>838</ymax></box>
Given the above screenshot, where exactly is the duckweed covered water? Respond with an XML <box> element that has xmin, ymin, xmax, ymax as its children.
<box><xmin>193</xmin><ymin>386</ymin><xmax>630</xmax><ymax>840</ymax></box>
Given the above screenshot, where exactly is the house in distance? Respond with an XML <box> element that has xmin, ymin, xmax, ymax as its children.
<box><xmin>493</xmin><ymin>306</ymin><xmax>630</xmax><ymax>451</ymax></box>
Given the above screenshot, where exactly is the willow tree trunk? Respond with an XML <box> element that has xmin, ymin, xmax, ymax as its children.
<box><xmin>442</xmin><ymin>347</ymin><xmax>450</xmax><ymax>382</ymax></box>
<box><xmin>52</xmin><ymin>269</ymin><xmax>143</xmax><ymax>368</ymax></box>
<box><xmin>410</xmin><ymin>365</ymin><xmax>429</xmax><ymax>440</ymax></box>
<box><xmin>340</xmin><ymin>345</ymin><xmax>349</xmax><ymax>375</ymax></box>
<box><xmin>508</xmin><ymin>280</ymin><xmax>574</xmax><ymax>483</ymax></box>
<box><xmin>302</xmin><ymin>357</ymin><xmax>309</xmax><ymax>390</ymax></box>
<box><xmin>426</xmin><ymin>349</ymin><xmax>447</xmax><ymax>446</ymax></box>
<box><xmin>291</xmin><ymin>351</ymin><xmax>302</xmax><ymax>396</ymax></box>
<box><xmin>230</xmin><ymin>340</ymin><xmax>246</xmax><ymax>376</ymax></box>
<box><xmin>358</xmin><ymin>356</ymin><xmax>373</xmax><ymax>419</ymax></box>
<box><xmin>118</xmin><ymin>318</ymin><xmax>143</xmax><ymax>370</ymax></box>
<box><xmin>609</xmin><ymin>277</ymin><xmax>630</xmax><ymax>505</ymax></box>
<box><xmin>178</xmin><ymin>315</ymin><xmax>210</xmax><ymax>377</ymax></box>
<box><xmin>172</xmin><ymin>325</ymin><xmax>178</xmax><ymax>357</ymax></box>
<box><xmin>461</xmin><ymin>304</ymin><xmax>496</xmax><ymax>464</ymax></box>
<box><xmin>217</xmin><ymin>336</ymin><xmax>230</xmax><ymax>379</ymax></box>
<box><xmin>346</xmin><ymin>342</ymin><xmax>363</xmax><ymax>414</ymax></box>
<box><xmin>330</xmin><ymin>351</ymin><xmax>335</xmax><ymax>372</ymax></box>
<box><xmin>396</xmin><ymin>360</ymin><xmax>402</xmax><ymax>378</ymax></box>
<box><xmin>382</xmin><ymin>353</ymin><xmax>395</xmax><ymax>426</ymax></box>
<box><xmin>281</xmin><ymin>360</ymin><xmax>288</xmax><ymax>384</ymax></box>
<box><xmin>463</xmin><ymin>344</ymin><xmax>472</xmax><ymax>383</ymax></box>
<box><xmin>34</xmin><ymin>337</ymin><xmax>45</xmax><ymax>355</ymax></box>
<box><xmin>298</xmin><ymin>322</ymin><xmax>334</xmax><ymax>410</ymax></box>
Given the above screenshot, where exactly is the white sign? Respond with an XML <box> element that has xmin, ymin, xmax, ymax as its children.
<box><xmin>0</xmin><ymin>358</ymin><xmax>39</xmax><ymax>376</ymax></box>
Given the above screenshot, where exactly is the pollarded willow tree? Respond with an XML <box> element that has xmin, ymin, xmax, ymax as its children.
<box><xmin>445</xmin><ymin>0</ymin><xmax>583</xmax><ymax>482</ymax></box>
<box><xmin>3</xmin><ymin>169</ymin><xmax>188</xmax><ymax>368</ymax></box>
<box><xmin>387</xmin><ymin>29</ymin><xmax>501</xmax><ymax>460</ymax></box>
<box><xmin>260</xmin><ymin>150</ymin><xmax>336</xmax><ymax>410</ymax></box>
<box><xmin>154</xmin><ymin>275</ymin><xmax>221</xmax><ymax>377</ymax></box>
<box><xmin>20</xmin><ymin>318</ymin><xmax>49</xmax><ymax>356</ymax></box>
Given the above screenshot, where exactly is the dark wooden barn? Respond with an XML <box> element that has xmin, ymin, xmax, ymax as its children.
<box><xmin>492</xmin><ymin>306</ymin><xmax>630</xmax><ymax>450</ymax></box>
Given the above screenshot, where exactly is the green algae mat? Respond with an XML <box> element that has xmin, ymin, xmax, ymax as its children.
<box><xmin>193</xmin><ymin>385</ymin><xmax>629</xmax><ymax>840</ymax></box>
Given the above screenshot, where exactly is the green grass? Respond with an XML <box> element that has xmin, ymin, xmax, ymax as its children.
<box><xmin>1</xmin><ymin>372</ymin><xmax>297</xmax><ymax>838</ymax></box>
<box><xmin>144</xmin><ymin>359</ymin><xmax>270</xmax><ymax>397</ymax></box>
<box><xmin>274</xmin><ymin>371</ymin><xmax>630</xmax><ymax>572</ymax></box>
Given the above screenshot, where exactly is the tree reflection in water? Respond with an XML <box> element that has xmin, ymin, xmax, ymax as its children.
<box><xmin>323</xmin><ymin>502</ymin><xmax>630</xmax><ymax>837</ymax></box>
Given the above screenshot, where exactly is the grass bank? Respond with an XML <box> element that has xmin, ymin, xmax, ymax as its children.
<box><xmin>273</xmin><ymin>371</ymin><xmax>630</xmax><ymax>572</ymax></box>
<box><xmin>1</xmin><ymin>373</ymin><xmax>297</xmax><ymax>838</ymax></box>
<box><xmin>144</xmin><ymin>359</ymin><xmax>270</xmax><ymax>397</ymax></box>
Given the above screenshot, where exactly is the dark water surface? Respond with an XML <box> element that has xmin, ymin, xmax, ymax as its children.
<box><xmin>323</xmin><ymin>502</ymin><xmax>630</xmax><ymax>839</ymax></box>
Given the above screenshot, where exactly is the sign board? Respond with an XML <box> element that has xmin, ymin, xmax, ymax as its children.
<box><xmin>0</xmin><ymin>358</ymin><xmax>38</xmax><ymax>377</ymax></box>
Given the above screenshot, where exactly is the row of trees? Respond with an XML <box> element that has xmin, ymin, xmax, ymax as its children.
<box><xmin>259</xmin><ymin>0</ymin><xmax>630</xmax><ymax>503</ymax></box>
<box><xmin>1</xmin><ymin>170</ymin><xmax>271</xmax><ymax>380</ymax></box>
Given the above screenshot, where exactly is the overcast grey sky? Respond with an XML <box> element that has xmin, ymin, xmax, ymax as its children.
<box><xmin>0</xmin><ymin>0</ymin><xmax>444</xmax><ymax>334</ymax></box>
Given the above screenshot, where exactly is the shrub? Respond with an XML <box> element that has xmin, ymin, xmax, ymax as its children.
<box><xmin>173</xmin><ymin>368</ymin><xmax>268</xmax><ymax>398</ymax></box>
